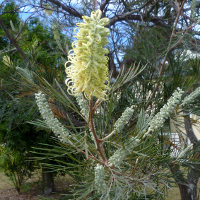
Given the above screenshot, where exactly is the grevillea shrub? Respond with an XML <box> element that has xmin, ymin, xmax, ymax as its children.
<box><xmin>34</xmin><ymin>10</ymin><xmax>200</xmax><ymax>200</ymax></box>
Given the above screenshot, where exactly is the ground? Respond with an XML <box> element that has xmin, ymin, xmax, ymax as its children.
<box><xmin>0</xmin><ymin>170</ymin><xmax>72</xmax><ymax>200</ymax></box>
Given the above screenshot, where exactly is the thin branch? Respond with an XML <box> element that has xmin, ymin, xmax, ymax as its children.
<box><xmin>89</xmin><ymin>100</ymin><xmax>107</xmax><ymax>163</ymax></box>
<box><xmin>0</xmin><ymin>16</ymin><xmax>28</xmax><ymax>60</ymax></box>
<box><xmin>100</xmin><ymin>0</ymin><xmax>110</xmax><ymax>12</ymax></box>
<box><xmin>108</xmin><ymin>1</ymin><xmax>165</xmax><ymax>27</ymax></box>
<box><xmin>81</xmin><ymin>151</ymin><xmax>105</xmax><ymax>165</ymax></box>
<box><xmin>169</xmin><ymin>23</ymin><xmax>196</xmax><ymax>51</ymax></box>
<box><xmin>109</xmin><ymin>13</ymin><xmax>169</xmax><ymax>27</ymax></box>
<box><xmin>158</xmin><ymin>0</ymin><xmax>185</xmax><ymax>77</ymax></box>
<box><xmin>145</xmin><ymin>0</ymin><xmax>187</xmax><ymax>108</ymax></box>
<box><xmin>15</xmin><ymin>13</ymin><xmax>36</xmax><ymax>41</ymax></box>
<box><xmin>92</xmin><ymin>0</ymin><xmax>97</xmax><ymax>10</ymax></box>
<box><xmin>93</xmin><ymin>99</ymin><xmax>101</xmax><ymax>112</ymax></box>
<box><xmin>46</xmin><ymin>0</ymin><xmax>82</xmax><ymax>19</ymax></box>
<box><xmin>169</xmin><ymin>0</ymin><xmax>196</xmax><ymax>24</ymax></box>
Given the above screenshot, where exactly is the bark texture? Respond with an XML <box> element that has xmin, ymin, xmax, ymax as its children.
<box><xmin>42</xmin><ymin>168</ymin><xmax>55</xmax><ymax>195</ymax></box>
<box><xmin>176</xmin><ymin>115</ymin><xmax>200</xmax><ymax>200</ymax></box>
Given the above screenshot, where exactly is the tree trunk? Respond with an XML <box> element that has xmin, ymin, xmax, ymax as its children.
<box><xmin>178</xmin><ymin>180</ymin><xmax>198</xmax><ymax>200</ymax></box>
<box><xmin>42</xmin><ymin>168</ymin><xmax>55</xmax><ymax>195</ymax></box>
<box><xmin>178</xmin><ymin>184</ymin><xmax>191</xmax><ymax>200</ymax></box>
<box><xmin>170</xmin><ymin>167</ymin><xmax>199</xmax><ymax>200</ymax></box>
<box><xmin>176</xmin><ymin>114</ymin><xmax>200</xmax><ymax>200</ymax></box>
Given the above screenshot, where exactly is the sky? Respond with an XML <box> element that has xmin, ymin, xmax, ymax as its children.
<box><xmin>0</xmin><ymin>0</ymin><xmax>32</xmax><ymax>20</ymax></box>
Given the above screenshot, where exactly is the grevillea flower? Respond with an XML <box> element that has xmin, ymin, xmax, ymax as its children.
<box><xmin>65</xmin><ymin>10</ymin><xmax>110</xmax><ymax>100</ymax></box>
<box><xmin>35</xmin><ymin>92</ymin><xmax>73</xmax><ymax>144</ymax></box>
<box><xmin>94</xmin><ymin>164</ymin><xmax>107</xmax><ymax>193</ymax></box>
<box><xmin>147</xmin><ymin>88</ymin><xmax>184</xmax><ymax>133</ymax></box>
<box><xmin>182</xmin><ymin>86</ymin><xmax>200</xmax><ymax>106</ymax></box>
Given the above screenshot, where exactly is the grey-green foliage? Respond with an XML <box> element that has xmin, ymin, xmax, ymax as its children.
<box><xmin>16</xmin><ymin>48</ymin><xmax>200</xmax><ymax>200</ymax></box>
<box><xmin>32</xmin><ymin>69</ymin><xmax>194</xmax><ymax>200</ymax></box>
<box><xmin>31</xmin><ymin>65</ymin><xmax>170</xmax><ymax>199</ymax></box>
<box><xmin>17</xmin><ymin>58</ymin><xmax>200</xmax><ymax>200</ymax></box>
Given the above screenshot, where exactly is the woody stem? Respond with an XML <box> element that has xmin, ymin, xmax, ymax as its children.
<box><xmin>89</xmin><ymin>100</ymin><xmax>107</xmax><ymax>163</ymax></box>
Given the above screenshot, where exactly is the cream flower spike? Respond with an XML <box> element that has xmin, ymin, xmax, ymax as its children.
<box><xmin>65</xmin><ymin>9</ymin><xmax>110</xmax><ymax>100</ymax></box>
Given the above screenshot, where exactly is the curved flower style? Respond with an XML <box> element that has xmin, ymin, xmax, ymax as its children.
<box><xmin>65</xmin><ymin>10</ymin><xmax>110</xmax><ymax>100</ymax></box>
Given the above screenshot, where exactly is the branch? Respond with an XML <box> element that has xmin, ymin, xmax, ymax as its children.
<box><xmin>109</xmin><ymin>13</ymin><xmax>168</xmax><ymax>28</ymax></box>
<box><xmin>15</xmin><ymin>13</ymin><xmax>36</xmax><ymax>41</ymax></box>
<box><xmin>169</xmin><ymin>0</ymin><xmax>196</xmax><ymax>24</ymax></box>
<box><xmin>0</xmin><ymin>16</ymin><xmax>28</xmax><ymax>60</ymax></box>
<box><xmin>184</xmin><ymin>115</ymin><xmax>198</xmax><ymax>144</ymax></box>
<box><xmin>46</xmin><ymin>0</ymin><xmax>82</xmax><ymax>19</ymax></box>
<box><xmin>89</xmin><ymin>100</ymin><xmax>107</xmax><ymax>163</ymax></box>
<box><xmin>157</xmin><ymin>0</ymin><xmax>186</xmax><ymax>77</ymax></box>
<box><xmin>145</xmin><ymin>0</ymin><xmax>186</xmax><ymax>108</ymax></box>
<box><xmin>108</xmin><ymin>1</ymin><xmax>166</xmax><ymax>27</ymax></box>
<box><xmin>100</xmin><ymin>0</ymin><xmax>110</xmax><ymax>12</ymax></box>
<box><xmin>81</xmin><ymin>151</ymin><xmax>105</xmax><ymax>165</ymax></box>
